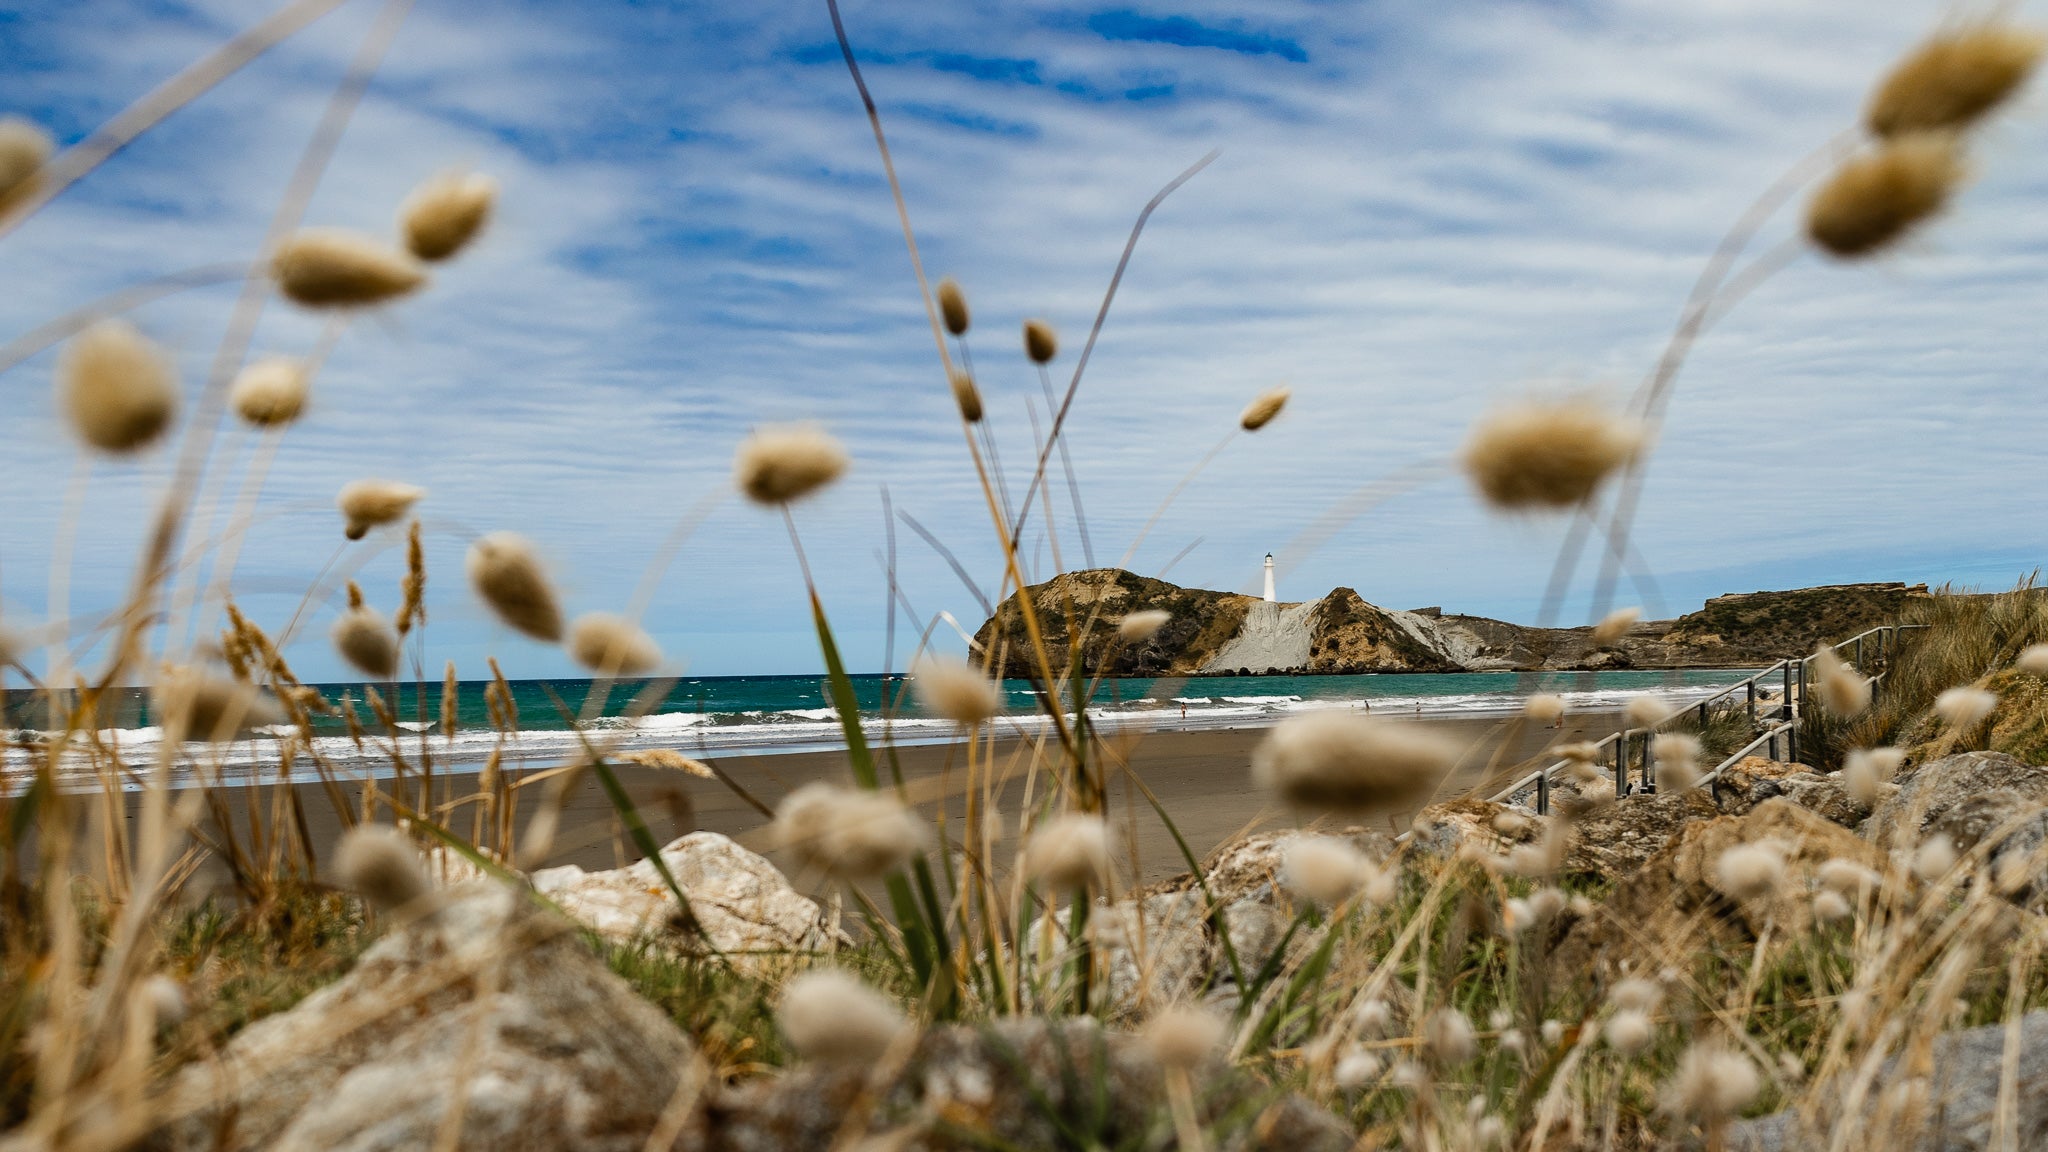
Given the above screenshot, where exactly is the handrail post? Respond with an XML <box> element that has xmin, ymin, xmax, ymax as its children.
<box><xmin>1537</xmin><ymin>768</ymin><xmax>1550</xmax><ymax>815</ymax></box>
<box><xmin>1782</xmin><ymin>661</ymin><xmax>1794</xmax><ymax>721</ymax></box>
<box><xmin>1747</xmin><ymin>680</ymin><xmax>1756</xmax><ymax>724</ymax></box>
<box><xmin>1613</xmin><ymin>731</ymin><xmax>1626</xmax><ymax>798</ymax></box>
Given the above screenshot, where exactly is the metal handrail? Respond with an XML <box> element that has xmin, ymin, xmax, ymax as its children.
<box><xmin>1490</xmin><ymin>621</ymin><xmax>1928</xmax><ymax>813</ymax></box>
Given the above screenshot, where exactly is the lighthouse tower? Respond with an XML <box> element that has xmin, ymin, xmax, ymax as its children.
<box><xmin>1262</xmin><ymin>553</ymin><xmax>1276</xmax><ymax>603</ymax></box>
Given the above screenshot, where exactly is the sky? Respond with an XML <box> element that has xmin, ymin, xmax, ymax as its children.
<box><xmin>2</xmin><ymin>0</ymin><xmax>2045</xmax><ymax>682</ymax></box>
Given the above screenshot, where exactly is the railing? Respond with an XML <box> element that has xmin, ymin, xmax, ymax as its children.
<box><xmin>1489</xmin><ymin>622</ymin><xmax>1927</xmax><ymax>815</ymax></box>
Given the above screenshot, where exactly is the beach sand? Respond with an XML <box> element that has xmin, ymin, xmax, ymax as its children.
<box><xmin>165</xmin><ymin>708</ymin><xmax>1626</xmax><ymax>894</ymax></box>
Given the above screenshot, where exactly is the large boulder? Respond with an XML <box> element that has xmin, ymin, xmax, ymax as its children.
<box><xmin>1869</xmin><ymin>752</ymin><xmax>2048</xmax><ymax>849</ymax></box>
<box><xmin>1728</xmin><ymin>1011</ymin><xmax>2048</xmax><ymax>1151</ymax></box>
<box><xmin>147</xmin><ymin>883</ymin><xmax>695</xmax><ymax>1152</ymax></box>
<box><xmin>1551</xmin><ymin>799</ymin><xmax>1885</xmax><ymax>983</ymax></box>
<box><xmin>531</xmin><ymin>831</ymin><xmax>839</xmax><ymax>964</ymax></box>
<box><xmin>678</xmin><ymin>1016</ymin><xmax>1353</xmax><ymax>1152</ymax></box>
<box><xmin>1929</xmin><ymin>792</ymin><xmax>2048</xmax><ymax>911</ymax></box>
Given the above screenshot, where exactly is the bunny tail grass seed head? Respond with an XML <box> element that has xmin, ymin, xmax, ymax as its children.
<box><xmin>1714</xmin><ymin>842</ymin><xmax>1785</xmax><ymax>900</ymax></box>
<box><xmin>1591</xmin><ymin>607</ymin><xmax>1641</xmax><ymax>647</ymax></box>
<box><xmin>1462</xmin><ymin>399</ymin><xmax>1644</xmax><ymax>511</ymax></box>
<box><xmin>466</xmin><ymin>532</ymin><xmax>562</xmax><ymax>642</ymax></box>
<box><xmin>1282</xmin><ymin>836</ymin><xmax>1370</xmax><ymax>905</ymax></box>
<box><xmin>1843</xmin><ymin>746</ymin><xmax>1904</xmax><ymax>805</ymax></box>
<box><xmin>1604</xmin><ymin>1010</ymin><xmax>1654</xmax><ymax>1055</ymax></box>
<box><xmin>0</xmin><ymin>116</ymin><xmax>53</xmax><ymax>205</ymax></box>
<box><xmin>1023</xmin><ymin>813</ymin><xmax>1112</xmax><ymax>888</ymax></box>
<box><xmin>771</xmin><ymin>782</ymin><xmax>926</xmax><ymax>879</ymax></box>
<box><xmin>733</xmin><ymin>424</ymin><xmax>848</xmax><ymax>505</ymax></box>
<box><xmin>59</xmin><ymin>320</ymin><xmax>179</xmax><ymax>454</ymax></box>
<box><xmin>1623</xmin><ymin>694</ymin><xmax>1667</xmax><ymax>730</ymax></box>
<box><xmin>935</xmin><ymin>276</ymin><xmax>970</xmax><ymax>335</ymax></box>
<box><xmin>947</xmin><ymin>369</ymin><xmax>983</xmax><ymax>423</ymax></box>
<box><xmin>400</xmin><ymin>171</ymin><xmax>497</xmax><ymax>262</ymax></box>
<box><xmin>1815</xmin><ymin>645</ymin><xmax>1872</xmax><ymax>716</ymax></box>
<box><xmin>1652</xmin><ymin>733</ymin><xmax>1702</xmax><ymax>789</ymax></box>
<box><xmin>2017</xmin><ymin>644</ymin><xmax>2048</xmax><ymax>676</ymax></box>
<box><xmin>1119</xmin><ymin>609</ymin><xmax>1171</xmax><ymax>643</ymax></box>
<box><xmin>1819</xmin><ymin>856</ymin><xmax>1881</xmax><ymax>894</ymax></box>
<box><xmin>153</xmin><ymin>667</ymin><xmax>285</xmax><ymax>742</ymax></box>
<box><xmin>1523</xmin><ymin>693</ymin><xmax>1565</xmax><ymax>724</ymax></box>
<box><xmin>1023</xmin><ymin>318</ymin><xmax>1058</xmax><ymax>363</ymax></box>
<box><xmin>229</xmin><ymin>356</ymin><xmax>310</xmax><ymax>427</ymax></box>
<box><xmin>334</xmin><ymin>825</ymin><xmax>427</xmax><ymax>913</ymax></box>
<box><xmin>614</xmin><ymin>748</ymin><xmax>714</xmax><ymax>777</ymax></box>
<box><xmin>1664</xmin><ymin>1043</ymin><xmax>1760</xmax><ymax>1122</ymax></box>
<box><xmin>272</xmin><ymin>227</ymin><xmax>426</xmax><ymax>308</ymax></box>
<box><xmin>777</xmin><ymin>968</ymin><xmax>907</xmax><ymax>1064</ymax></box>
<box><xmin>1252</xmin><ymin>711</ymin><xmax>1457</xmax><ymax>812</ymax></box>
<box><xmin>1239</xmin><ymin>386</ymin><xmax>1291</xmax><ymax>431</ymax></box>
<box><xmin>1935</xmin><ymin>684</ymin><xmax>1998</xmax><ymax>728</ymax></box>
<box><xmin>331</xmin><ymin>606</ymin><xmax>400</xmax><ymax>679</ymax></box>
<box><xmin>1806</xmin><ymin>133</ymin><xmax>1965</xmax><ymax>259</ymax></box>
<box><xmin>568</xmin><ymin>612</ymin><xmax>662</xmax><ymax>676</ymax></box>
<box><xmin>337</xmin><ymin>479</ymin><xmax>423</xmax><ymax>540</ymax></box>
<box><xmin>1912</xmin><ymin>833</ymin><xmax>1958</xmax><ymax>883</ymax></box>
<box><xmin>1610</xmin><ymin>976</ymin><xmax>1664</xmax><ymax>1014</ymax></box>
<box><xmin>1144</xmin><ymin>1006</ymin><xmax>1225</xmax><ymax>1070</ymax></box>
<box><xmin>1867</xmin><ymin>26</ymin><xmax>2046</xmax><ymax>138</ymax></box>
<box><xmin>912</xmin><ymin>655</ymin><xmax>1002</xmax><ymax>724</ymax></box>
<box><xmin>1814</xmin><ymin>888</ymin><xmax>1853</xmax><ymax>924</ymax></box>
<box><xmin>1423</xmin><ymin>1008</ymin><xmax>1476</xmax><ymax>1065</ymax></box>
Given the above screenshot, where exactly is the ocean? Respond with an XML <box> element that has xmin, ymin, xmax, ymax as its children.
<box><xmin>8</xmin><ymin>667</ymin><xmax>1759</xmax><ymax>787</ymax></box>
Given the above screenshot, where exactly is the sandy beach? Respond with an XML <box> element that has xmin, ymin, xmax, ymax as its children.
<box><xmin>160</xmin><ymin>708</ymin><xmax>1627</xmax><ymax>894</ymax></box>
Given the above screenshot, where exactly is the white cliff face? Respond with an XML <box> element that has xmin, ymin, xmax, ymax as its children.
<box><xmin>1200</xmin><ymin>600</ymin><xmax>1316</xmax><ymax>673</ymax></box>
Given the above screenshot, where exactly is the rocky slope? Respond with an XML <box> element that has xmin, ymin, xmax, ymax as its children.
<box><xmin>971</xmin><ymin>569</ymin><xmax>1927</xmax><ymax>677</ymax></box>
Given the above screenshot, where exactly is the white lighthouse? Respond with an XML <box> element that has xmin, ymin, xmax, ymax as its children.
<box><xmin>1262</xmin><ymin>553</ymin><xmax>1276</xmax><ymax>603</ymax></box>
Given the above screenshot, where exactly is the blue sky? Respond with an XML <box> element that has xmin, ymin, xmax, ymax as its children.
<box><xmin>2</xmin><ymin>0</ymin><xmax>2046</xmax><ymax>681</ymax></box>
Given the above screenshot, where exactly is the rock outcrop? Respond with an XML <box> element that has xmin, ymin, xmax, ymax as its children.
<box><xmin>973</xmin><ymin>569</ymin><xmax>1924</xmax><ymax>677</ymax></box>
<box><xmin>147</xmin><ymin>883</ymin><xmax>696</xmax><ymax>1152</ymax></box>
<box><xmin>1728</xmin><ymin>1011</ymin><xmax>2048</xmax><ymax>1152</ymax></box>
<box><xmin>531</xmin><ymin>831</ymin><xmax>840</xmax><ymax>965</ymax></box>
<box><xmin>1867</xmin><ymin>751</ymin><xmax>2048</xmax><ymax>849</ymax></box>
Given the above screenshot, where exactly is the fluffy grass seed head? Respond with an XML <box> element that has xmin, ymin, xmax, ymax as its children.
<box><xmin>1814</xmin><ymin>889</ymin><xmax>1853</xmax><ymax>924</ymax></box>
<box><xmin>59</xmin><ymin>320</ymin><xmax>178</xmax><ymax>454</ymax></box>
<box><xmin>1119</xmin><ymin>609</ymin><xmax>1171</xmax><ymax>643</ymax></box>
<box><xmin>1843</xmin><ymin>746</ymin><xmax>1905</xmax><ymax>804</ymax></box>
<box><xmin>777</xmin><ymin>968</ymin><xmax>908</xmax><ymax>1064</ymax></box>
<box><xmin>1652</xmin><ymin>733</ymin><xmax>1703</xmax><ymax>789</ymax></box>
<box><xmin>1592</xmin><ymin>607</ymin><xmax>1642</xmax><ymax>647</ymax></box>
<box><xmin>1423</xmin><ymin>1007</ymin><xmax>1476</xmax><ymax>1065</ymax></box>
<box><xmin>1523</xmin><ymin>693</ymin><xmax>1565</xmax><ymax>724</ymax></box>
<box><xmin>1252</xmin><ymin>711</ymin><xmax>1457</xmax><ymax>812</ymax></box>
<box><xmin>337</xmin><ymin>479</ymin><xmax>423</xmax><ymax>540</ymax></box>
<box><xmin>1867</xmin><ymin>26</ymin><xmax>2046</xmax><ymax>138</ymax></box>
<box><xmin>466</xmin><ymin>532</ymin><xmax>563</xmax><ymax>642</ymax></box>
<box><xmin>1814</xmin><ymin>645</ymin><xmax>1872</xmax><ymax>717</ymax></box>
<box><xmin>949</xmin><ymin>369</ymin><xmax>983</xmax><ymax>423</ymax></box>
<box><xmin>334</xmin><ymin>824</ymin><xmax>427</xmax><ymax>912</ymax></box>
<box><xmin>771</xmin><ymin>782</ymin><xmax>926</xmax><ymax>879</ymax></box>
<box><xmin>912</xmin><ymin>655</ymin><xmax>1002</xmax><ymax>724</ymax></box>
<box><xmin>1023</xmin><ymin>318</ymin><xmax>1057</xmax><ymax>363</ymax></box>
<box><xmin>1935</xmin><ymin>684</ymin><xmax>1998</xmax><ymax>729</ymax></box>
<box><xmin>331</xmin><ymin>606</ymin><xmax>400</xmax><ymax>679</ymax></box>
<box><xmin>1333</xmin><ymin>1048</ymin><xmax>1382</xmax><ymax>1089</ymax></box>
<box><xmin>1239</xmin><ymin>386</ymin><xmax>1291</xmax><ymax>432</ymax></box>
<box><xmin>272</xmin><ymin>227</ymin><xmax>426</xmax><ymax>308</ymax></box>
<box><xmin>614</xmin><ymin>747</ymin><xmax>714</xmax><ymax>776</ymax></box>
<box><xmin>1818</xmin><ymin>857</ymin><xmax>1881</xmax><ymax>895</ymax></box>
<box><xmin>1624</xmin><ymin>694</ymin><xmax>1667</xmax><ymax>729</ymax></box>
<box><xmin>1806</xmin><ymin>132</ymin><xmax>1965</xmax><ymax>259</ymax></box>
<box><xmin>0</xmin><ymin>116</ymin><xmax>54</xmax><ymax>205</ymax></box>
<box><xmin>229</xmin><ymin>356</ymin><xmax>310</xmax><ymax>427</ymax></box>
<box><xmin>936</xmin><ymin>276</ymin><xmax>970</xmax><ymax>335</ymax></box>
<box><xmin>2017</xmin><ymin>644</ymin><xmax>2048</xmax><ymax>676</ymax></box>
<box><xmin>1610</xmin><ymin>976</ymin><xmax>1664</xmax><ymax>1014</ymax></box>
<box><xmin>1912</xmin><ymin>833</ymin><xmax>1958</xmax><ymax>883</ymax></box>
<box><xmin>733</xmin><ymin>424</ymin><xmax>848</xmax><ymax>505</ymax></box>
<box><xmin>153</xmin><ymin>668</ymin><xmax>284</xmax><ymax>742</ymax></box>
<box><xmin>1022</xmin><ymin>813</ymin><xmax>1112</xmax><ymax>888</ymax></box>
<box><xmin>1604</xmin><ymin>1010</ymin><xmax>1655</xmax><ymax>1055</ymax></box>
<box><xmin>1462</xmin><ymin>399</ymin><xmax>1644</xmax><ymax>511</ymax></box>
<box><xmin>400</xmin><ymin>171</ymin><xmax>497</xmax><ymax>261</ymax></box>
<box><xmin>1282</xmin><ymin>836</ymin><xmax>1371</xmax><ymax>905</ymax></box>
<box><xmin>568</xmin><ymin>612</ymin><xmax>662</xmax><ymax>675</ymax></box>
<box><xmin>1714</xmin><ymin>842</ymin><xmax>1785</xmax><ymax>900</ymax></box>
<box><xmin>1663</xmin><ymin>1043</ymin><xmax>1761</xmax><ymax>1122</ymax></box>
<box><xmin>1143</xmin><ymin>1005</ymin><xmax>1226</xmax><ymax>1070</ymax></box>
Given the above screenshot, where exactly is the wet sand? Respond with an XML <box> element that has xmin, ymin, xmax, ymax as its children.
<box><xmin>167</xmin><ymin>709</ymin><xmax>1627</xmax><ymax>893</ymax></box>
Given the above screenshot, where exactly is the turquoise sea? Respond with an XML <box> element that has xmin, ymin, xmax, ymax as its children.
<box><xmin>12</xmin><ymin>667</ymin><xmax>1759</xmax><ymax>785</ymax></box>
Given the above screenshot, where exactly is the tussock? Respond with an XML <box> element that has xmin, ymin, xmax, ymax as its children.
<box><xmin>59</xmin><ymin>319</ymin><xmax>179</xmax><ymax>453</ymax></box>
<box><xmin>271</xmin><ymin>227</ymin><xmax>427</xmax><ymax>307</ymax></box>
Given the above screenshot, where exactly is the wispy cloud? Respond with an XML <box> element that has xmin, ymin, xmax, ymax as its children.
<box><xmin>0</xmin><ymin>0</ymin><xmax>2043</xmax><ymax>680</ymax></box>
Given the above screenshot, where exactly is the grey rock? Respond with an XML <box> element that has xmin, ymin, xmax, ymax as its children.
<box><xmin>1774</xmin><ymin>772</ymin><xmax>1873</xmax><ymax>828</ymax></box>
<box><xmin>1728</xmin><ymin>1010</ymin><xmax>2048</xmax><ymax>1152</ymax></box>
<box><xmin>679</xmin><ymin>1016</ymin><xmax>1352</xmax><ymax>1152</ymax></box>
<box><xmin>1931</xmin><ymin>792</ymin><xmax>2048</xmax><ymax>910</ymax></box>
<box><xmin>148</xmin><ymin>883</ymin><xmax>695</xmax><ymax>1152</ymax></box>
<box><xmin>1870</xmin><ymin>752</ymin><xmax>2048</xmax><ymax>848</ymax></box>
